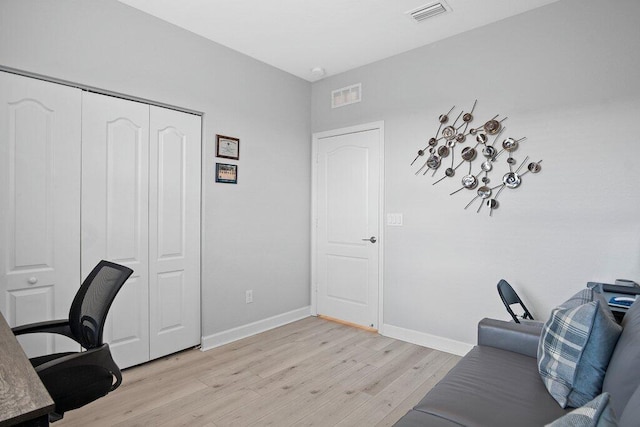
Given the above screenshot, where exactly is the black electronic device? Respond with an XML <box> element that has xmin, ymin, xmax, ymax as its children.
<box><xmin>587</xmin><ymin>281</ymin><xmax>640</xmax><ymax>295</ymax></box>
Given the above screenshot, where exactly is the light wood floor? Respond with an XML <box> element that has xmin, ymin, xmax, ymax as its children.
<box><xmin>58</xmin><ymin>317</ymin><xmax>460</xmax><ymax>426</ymax></box>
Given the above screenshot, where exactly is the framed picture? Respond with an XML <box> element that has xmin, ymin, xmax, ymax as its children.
<box><xmin>216</xmin><ymin>134</ymin><xmax>240</xmax><ymax>160</ymax></box>
<box><xmin>215</xmin><ymin>163</ymin><xmax>238</xmax><ymax>184</ymax></box>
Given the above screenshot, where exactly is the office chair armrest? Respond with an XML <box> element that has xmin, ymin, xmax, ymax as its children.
<box><xmin>35</xmin><ymin>344</ymin><xmax>123</xmax><ymax>392</ymax></box>
<box><xmin>12</xmin><ymin>319</ymin><xmax>75</xmax><ymax>340</ymax></box>
<box><xmin>478</xmin><ymin>318</ymin><xmax>544</xmax><ymax>358</ymax></box>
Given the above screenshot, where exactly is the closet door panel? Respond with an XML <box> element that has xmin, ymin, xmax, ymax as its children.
<box><xmin>82</xmin><ymin>92</ymin><xmax>150</xmax><ymax>368</ymax></box>
<box><xmin>0</xmin><ymin>72</ymin><xmax>81</xmax><ymax>357</ymax></box>
<box><xmin>149</xmin><ymin>106</ymin><xmax>201</xmax><ymax>359</ymax></box>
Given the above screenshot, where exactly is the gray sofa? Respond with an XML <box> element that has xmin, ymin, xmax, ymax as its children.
<box><xmin>395</xmin><ymin>299</ymin><xmax>640</xmax><ymax>426</ymax></box>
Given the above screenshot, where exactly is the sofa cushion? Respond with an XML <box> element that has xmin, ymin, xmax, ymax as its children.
<box><xmin>392</xmin><ymin>409</ymin><xmax>464</xmax><ymax>427</ymax></box>
<box><xmin>477</xmin><ymin>318</ymin><xmax>543</xmax><ymax>358</ymax></box>
<box><xmin>413</xmin><ymin>346</ymin><xmax>568</xmax><ymax>427</ymax></box>
<box><xmin>560</xmin><ymin>289</ymin><xmax>617</xmax><ymax>324</ymax></box>
<box><xmin>538</xmin><ymin>298</ymin><xmax>622</xmax><ymax>408</ymax></box>
<box><xmin>618</xmin><ymin>386</ymin><xmax>640</xmax><ymax>427</ymax></box>
<box><xmin>603</xmin><ymin>299</ymin><xmax>640</xmax><ymax>417</ymax></box>
<box><xmin>561</xmin><ymin>288</ymin><xmax>599</xmax><ymax>309</ymax></box>
<box><xmin>545</xmin><ymin>392</ymin><xmax>617</xmax><ymax>427</ymax></box>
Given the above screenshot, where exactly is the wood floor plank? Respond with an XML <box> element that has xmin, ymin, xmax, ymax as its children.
<box><xmin>199</xmin><ymin>321</ymin><xmax>342</xmax><ymax>380</ymax></box>
<box><xmin>361</xmin><ymin>339</ymin><xmax>416</xmax><ymax>368</ymax></box>
<box><xmin>248</xmin><ymin>324</ymin><xmax>361</xmax><ymax>378</ymax></box>
<box><xmin>117</xmin><ymin>345</ymin><xmax>208</xmax><ymax>385</ymax></box>
<box><xmin>253</xmin><ymin>362</ymin><xmax>378</xmax><ymax>426</ymax></box>
<box><xmin>216</xmin><ymin>350</ymin><xmax>374</xmax><ymax>426</ymax></box>
<box><xmin>350</xmin><ymin>345</ymin><xmax>433</xmax><ymax>397</ymax></box>
<box><xmin>247</xmin><ymin>334</ymin><xmax>378</xmax><ymax>397</ymax></box>
<box><xmin>197</xmin><ymin>363</ymin><xmax>263</xmax><ymax>390</ymax></box>
<box><xmin>337</xmin><ymin>351</ymin><xmax>459</xmax><ymax>426</ymax></box>
<box><xmin>375</xmin><ymin>355</ymin><xmax>461</xmax><ymax>427</ymax></box>
<box><xmin>356</xmin><ymin>333</ymin><xmax>398</xmax><ymax>351</ymax></box>
<box><xmin>111</xmin><ymin>386</ymin><xmax>261</xmax><ymax>427</ymax></box>
<box><xmin>155</xmin><ymin>388</ymin><xmax>262</xmax><ymax>427</ymax></box>
<box><xmin>57</xmin><ymin>316</ymin><xmax>461</xmax><ymax>427</ymax></box>
<box><xmin>295</xmin><ymin>389</ymin><xmax>371</xmax><ymax>426</ymax></box>
<box><xmin>60</xmin><ymin>376</ymin><xmax>208</xmax><ymax>426</ymax></box>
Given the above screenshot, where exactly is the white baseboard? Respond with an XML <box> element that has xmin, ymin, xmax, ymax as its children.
<box><xmin>200</xmin><ymin>306</ymin><xmax>312</xmax><ymax>351</ymax></box>
<box><xmin>381</xmin><ymin>323</ymin><xmax>473</xmax><ymax>356</ymax></box>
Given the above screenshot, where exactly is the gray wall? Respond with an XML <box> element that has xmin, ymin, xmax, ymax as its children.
<box><xmin>312</xmin><ymin>0</ymin><xmax>640</xmax><ymax>345</ymax></box>
<box><xmin>3</xmin><ymin>0</ymin><xmax>640</xmax><ymax>351</ymax></box>
<box><xmin>0</xmin><ymin>0</ymin><xmax>311</xmax><ymax>338</ymax></box>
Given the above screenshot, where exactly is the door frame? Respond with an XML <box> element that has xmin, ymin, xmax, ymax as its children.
<box><xmin>310</xmin><ymin>121</ymin><xmax>385</xmax><ymax>331</ymax></box>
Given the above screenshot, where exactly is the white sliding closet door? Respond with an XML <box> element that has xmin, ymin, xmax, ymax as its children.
<box><xmin>82</xmin><ymin>92</ymin><xmax>201</xmax><ymax>368</ymax></box>
<box><xmin>149</xmin><ymin>106</ymin><xmax>201</xmax><ymax>359</ymax></box>
<box><xmin>1</xmin><ymin>74</ymin><xmax>201</xmax><ymax>368</ymax></box>
<box><xmin>81</xmin><ymin>92</ymin><xmax>151</xmax><ymax>368</ymax></box>
<box><xmin>0</xmin><ymin>72</ymin><xmax>81</xmax><ymax>357</ymax></box>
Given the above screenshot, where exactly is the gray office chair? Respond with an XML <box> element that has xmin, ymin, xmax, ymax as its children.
<box><xmin>497</xmin><ymin>279</ymin><xmax>534</xmax><ymax>323</ymax></box>
<box><xmin>12</xmin><ymin>260</ymin><xmax>133</xmax><ymax>421</ymax></box>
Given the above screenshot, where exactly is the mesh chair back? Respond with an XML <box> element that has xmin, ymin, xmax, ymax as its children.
<box><xmin>497</xmin><ymin>279</ymin><xmax>534</xmax><ymax>323</ymax></box>
<box><xmin>68</xmin><ymin>261</ymin><xmax>133</xmax><ymax>349</ymax></box>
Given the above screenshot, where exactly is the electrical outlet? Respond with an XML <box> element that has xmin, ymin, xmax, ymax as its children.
<box><xmin>246</xmin><ymin>290</ymin><xmax>253</xmax><ymax>304</ymax></box>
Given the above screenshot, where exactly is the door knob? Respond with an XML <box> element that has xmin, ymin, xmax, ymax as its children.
<box><xmin>28</xmin><ymin>277</ymin><xmax>38</xmax><ymax>285</ymax></box>
<box><xmin>361</xmin><ymin>236</ymin><xmax>377</xmax><ymax>243</ymax></box>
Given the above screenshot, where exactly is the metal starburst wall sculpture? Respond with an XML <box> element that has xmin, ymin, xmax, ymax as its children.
<box><xmin>411</xmin><ymin>100</ymin><xmax>542</xmax><ymax>216</ymax></box>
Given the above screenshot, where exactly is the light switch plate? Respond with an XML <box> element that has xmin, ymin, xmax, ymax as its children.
<box><xmin>387</xmin><ymin>213</ymin><xmax>403</xmax><ymax>226</ymax></box>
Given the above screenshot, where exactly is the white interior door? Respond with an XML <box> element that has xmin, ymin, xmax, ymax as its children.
<box><xmin>0</xmin><ymin>72</ymin><xmax>81</xmax><ymax>357</ymax></box>
<box><xmin>314</xmin><ymin>123</ymin><xmax>383</xmax><ymax>329</ymax></box>
<box><xmin>148</xmin><ymin>106</ymin><xmax>201</xmax><ymax>359</ymax></box>
<box><xmin>81</xmin><ymin>92</ymin><xmax>150</xmax><ymax>368</ymax></box>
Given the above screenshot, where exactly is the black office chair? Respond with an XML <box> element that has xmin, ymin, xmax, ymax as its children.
<box><xmin>12</xmin><ymin>260</ymin><xmax>133</xmax><ymax>421</ymax></box>
<box><xmin>497</xmin><ymin>279</ymin><xmax>534</xmax><ymax>323</ymax></box>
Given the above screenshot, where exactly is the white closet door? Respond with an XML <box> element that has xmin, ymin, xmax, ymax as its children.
<box><xmin>81</xmin><ymin>92</ymin><xmax>150</xmax><ymax>368</ymax></box>
<box><xmin>0</xmin><ymin>72</ymin><xmax>81</xmax><ymax>357</ymax></box>
<box><xmin>148</xmin><ymin>106</ymin><xmax>201</xmax><ymax>359</ymax></box>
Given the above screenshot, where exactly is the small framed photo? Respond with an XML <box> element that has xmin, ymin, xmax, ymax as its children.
<box><xmin>215</xmin><ymin>163</ymin><xmax>238</xmax><ymax>184</ymax></box>
<box><xmin>216</xmin><ymin>134</ymin><xmax>240</xmax><ymax>160</ymax></box>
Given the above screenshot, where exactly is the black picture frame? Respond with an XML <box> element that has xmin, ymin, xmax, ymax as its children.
<box><xmin>216</xmin><ymin>134</ymin><xmax>240</xmax><ymax>160</ymax></box>
<box><xmin>215</xmin><ymin>163</ymin><xmax>238</xmax><ymax>184</ymax></box>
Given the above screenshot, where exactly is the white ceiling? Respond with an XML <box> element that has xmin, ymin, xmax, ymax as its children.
<box><xmin>117</xmin><ymin>0</ymin><xmax>560</xmax><ymax>82</ymax></box>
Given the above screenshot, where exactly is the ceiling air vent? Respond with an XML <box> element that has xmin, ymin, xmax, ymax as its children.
<box><xmin>407</xmin><ymin>2</ymin><xmax>449</xmax><ymax>22</ymax></box>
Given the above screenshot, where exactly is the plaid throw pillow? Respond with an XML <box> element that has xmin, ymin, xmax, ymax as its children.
<box><xmin>546</xmin><ymin>392</ymin><xmax>618</xmax><ymax>427</ymax></box>
<box><xmin>538</xmin><ymin>297</ymin><xmax>622</xmax><ymax>408</ymax></box>
<box><xmin>560</xmin><ymin>288</ymin><xmax>596</xmax><ymax>309</ymax></box>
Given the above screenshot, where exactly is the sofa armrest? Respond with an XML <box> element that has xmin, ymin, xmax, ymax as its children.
<box><xmin>477</xmin><ymin>318</ymin><xmax>544</xmax><ymax>358</ymax></box>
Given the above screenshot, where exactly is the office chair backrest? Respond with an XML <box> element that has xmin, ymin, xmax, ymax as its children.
<box><xmin>497</xmin><ymin>279</ymin><xmax>534</xmax><ymax>323</ymax></box>
<box><xmin>68</xmin><ymin>260</ymin><xmax>133</xmax><ymax>349</ymax></box>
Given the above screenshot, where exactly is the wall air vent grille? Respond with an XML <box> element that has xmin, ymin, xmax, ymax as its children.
<box><xmin>331</xmin><ymin>83</ymin><xmax>362</xmax><ymax>108</ymax></box>
<box><xmin>408</xmin><ymin>2</ymin><xmax>449</xmax><ymax>22</ymax></box>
